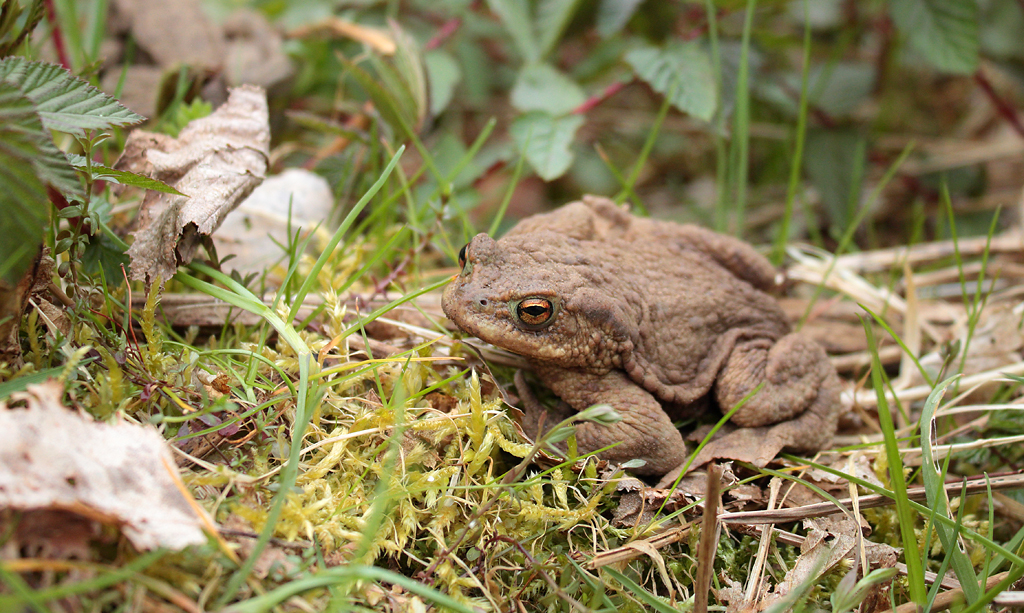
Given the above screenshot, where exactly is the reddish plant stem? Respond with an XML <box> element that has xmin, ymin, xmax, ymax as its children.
<box><xmin>47</xmin><ymin>185</ymin><xmax>88</xmax><ymax>232</ymax></box>
<box><xmin>42</xmin><ymin>0</ymin><xmax>72</xmax><ymax>69</ymax></box>
<box><xmin>472</xmin><ymin>159</ymin><xmax>507</xmax><ymax>188</ymax></box>
<box><xmin>973</xmin><ymin>68</ymin><xmax>1024</xmax><ymax>139</ymax></box>
<box><xmin>425</xmin><ymin>17</ymin><xmax>462</xmax><ymax>50</ymax></box>
<box><xmin>571</xmin><ymin>80</ymin><xmax>627</xmax><ymax>115</ymax></box>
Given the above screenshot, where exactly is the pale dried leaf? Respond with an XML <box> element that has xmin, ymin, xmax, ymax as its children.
<box><xmin>623</xmin><ymin>540</ymin><xmax>676</xmax><ymax>601</ymax></box>
<box><xmin>0</xmin><ymin>382</ymin><xmax>210</xmax><ymax>550</ymax></box>
<box><xmin>761</xmin><ymin>514</ymin><xmax>858</xmax><ymax>607</ymax></box>
<box><xmin>913</xmin><ymin>301</ymin><xmax>1024</xmax><ymax>388</ymax></box>
<box><xmin>804</xmin><ymin>452</ymin><xmax>886</xmax><ymax>498</ymax></box>
<box><xmin>120</xmin><ymin>86</ymin><xmax>270</xmax><ymax>284</ymax></box>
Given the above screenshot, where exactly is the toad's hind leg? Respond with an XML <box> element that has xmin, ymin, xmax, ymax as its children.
<box><xmin>714</xmin><ymin>333</ymin><xmax>840</xmax><ymax>453</ymax></box>
<box><xmin>535</xmin><ymin>366</ymin><xmax>686</xmax><ymax>476</ymax></box>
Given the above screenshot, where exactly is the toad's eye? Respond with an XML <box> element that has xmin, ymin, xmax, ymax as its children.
<box><xmin>458</xmin><ymin>244</ymin><xmax>468</xmax><ymax>269</ymax></box>
<box><xmin>515</xmin><ymin>298</ymin><xmax>555</xmax><ymax>328</ymax></box>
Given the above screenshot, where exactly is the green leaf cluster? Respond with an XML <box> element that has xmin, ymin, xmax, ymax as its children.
<box><xmin>0</xmin><ymin>56</ymin><xmax>143</xmax><ymax>284</ymax></box>
<box><xmin>484</xmin><ymin>0</ymin><xmax>718</xmax><ymax>181</ymax></box>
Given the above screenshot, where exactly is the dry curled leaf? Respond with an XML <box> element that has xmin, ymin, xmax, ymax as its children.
<box><xmin>0</xmin><ymin>381</ymin><xmax>210</xmax><ymax>550</ymax></box>
<box><xmin>118</xmin><ymin>85</ymin><xmax>270</xmax><ymax>285</ymax></box>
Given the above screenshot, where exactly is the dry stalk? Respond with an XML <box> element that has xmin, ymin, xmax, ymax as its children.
<box><xmin>720</xmin><ymin>473</ymin><xmax>1024</xmax><ymax>525</ymax></box>
<box><xmin>694</xmin><ymin>463</ymin><xmax>724</xmax><ymax>613</ymax></box>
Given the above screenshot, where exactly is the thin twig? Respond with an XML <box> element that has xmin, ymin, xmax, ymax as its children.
<box><xmin>886</xmin><ymin>570</ymin><xmax>1010</xmax><ymax>613</ymax></box>
<box><xmin>588</xmin><ymin>523</ymin><xmax>693</xmax><ymax>569</ymax></box>
<box><xmin>720</xmin><ymin>473</ymin><xmax>1024</xmax><ymax>525</ymax></box>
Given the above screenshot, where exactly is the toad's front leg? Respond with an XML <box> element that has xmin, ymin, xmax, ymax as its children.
<box><xmin>533</xmin><ymin>365</ymin><xmax>686</xmax><ymax>475</ymax></box>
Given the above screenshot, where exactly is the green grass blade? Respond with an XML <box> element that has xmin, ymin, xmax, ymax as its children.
<box><xmin>223</xmin><ymin>564</ymin><xmax>476</xmax><ymax>613</ymax></box>
<box><xmin>799</xmin><ymin>142</ymin><xmax>915</xmax><ymax>328</ymax></box>
<box><xmin>919</xmin><ymin>375</ymin><xmax>980</xmax><ymax>602</ymax></box>
<box><xmin>216</xmin><ymin>355</ymin><xmax>321</xmax><ymax>606</ymax></box>
<box><xmin>614</xmin><ymin>80</ymin><xmax>676</xmax><ymax>215</ymax></box>
<box><xmin>772</xmin><ymin>0</ymin><xmax>813</xmax><ymax>265</ymax></box>
<box><xmin>790</xmin><ymin>456</ymin><xmax>1024</xmax><ymax>566</ymax></box>
<box><xmin>176</xmin><ymin>265</ymin><xmax>308</xmax><ymax>358</ymax></box>
<box><xmin>960</xmin><ymin>563</ymin><xmax>1024</xmax><ymax>613</ymax></box>
<box><xmin>727</xmin><ymin>0</ymin><xmax>756</xmax><ymax>236</ymax></box>
<box><xmin>859</xmin><ymin>302</ymin><xmax>934</xmax><ymax>387</ymax></box>
<box><xmin>862</xmin><ymin>317</ymin><xmax>927</xmax><ymax>606</ymax></box>
<box><xmin>0</xmin><ymin>550</ymin><xmax>165</xmax><ymax>609</ymax></box>
<box><xmin>487</xmin><ymin>145</ymin><xmax>529</xmax><ymax>238</ymax></box>
<box><xmin>601</xmin><ymin>566</ymin><xmax>683</xmax><ymax>613</ymax></box>
<box><xmin>338</xmin><ymin>277</ymin><xmax>450</xmax><ymax>339</ymax></box>
<box><xmin>288</xmin><ymin>145</ymin><xmax>405</xmax><ymax>320</ymax></box>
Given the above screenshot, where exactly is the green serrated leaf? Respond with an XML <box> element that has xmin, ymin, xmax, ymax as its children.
<box><xmin>762</xmin><ymin>62</ymin><xmax>876</xmax><ymax>119</ymax></box>
<box><xmin>510</xmin><ymin>63</ymin><xmax>584</xmax><ymax>115</ymax></box>
<box><xmin>509</xmin><ymin>111</ymin><xmax>583</xmax><ymax>181</ymax></box>
<box><xmin>625</xmin><ymin>40</ymin><xmax>717</xmax><ymax>121</ymax></box>
<box><xmin>64</xmin><ymin>153</ymin><xmax>184</xmax><ymax>195</ymax></box>
<box><xmin>0</xmin><ymin>81</ymin><xmax>51</xmax><ymax>284</ymax></box>
<box><xmin>0</xmin><ymin>57</ymin><xmax>145</xmax><ymax>136</ymax></box>
<box><xmin>30</xmin><ymin>126</ymin><xmax>84</xmax><ymax>199</ymax></box>
<box><xmin>424</xmin><ymin>49</ymin><xmax>461</xmax><ymax>116</ymax></box>
<box><xmin>890</xmin><ymin>0</ymin><xmax>979</xmax><ymax>74</ymax></box>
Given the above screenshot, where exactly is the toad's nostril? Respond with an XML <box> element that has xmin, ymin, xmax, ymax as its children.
<box><xmin>478</xmin><ymin>299</ymin><xmax>489</xmax><ymax>307</ymax></box>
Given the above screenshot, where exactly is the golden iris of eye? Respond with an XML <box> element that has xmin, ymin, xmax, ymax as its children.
<box><xmin>458</xmin><ymin>244</ymin><xmax>468</xmax><ymax>269</ymax></box>
<box><xmin>516</xmin><ymin>298</ymin><xmax>554</xmax><ymax>326</ymax></box>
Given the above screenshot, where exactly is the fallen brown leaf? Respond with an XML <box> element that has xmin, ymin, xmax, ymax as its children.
<box><xmin>0</xmin><ymin>250</ymin><xmax>52</xmax><ymax>365</ymax></box>
<box><xmin>0</xmin><ymin>381</ymin><xmax>210</xmax><ymax>550</ymax></box>
<box><xmin>118</xmin><ymin>85</ymin><xmax>270</xmax><ymax>285</ymax></box>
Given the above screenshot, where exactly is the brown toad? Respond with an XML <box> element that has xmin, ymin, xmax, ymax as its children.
<box><xmin>442</xmin><ymin>195</ymin><xmax>840</xmax><ymax>479</ymax></box>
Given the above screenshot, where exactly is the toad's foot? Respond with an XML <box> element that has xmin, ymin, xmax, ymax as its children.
<box><xmin>715</xmin><ymin>332</ymin><xmax>840</xmax><ymax>440</ymax></box>
<box><xmin>534</xmin><ymin>366</ymin><xmax>686</xmax><ymax>475</ymax></box>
